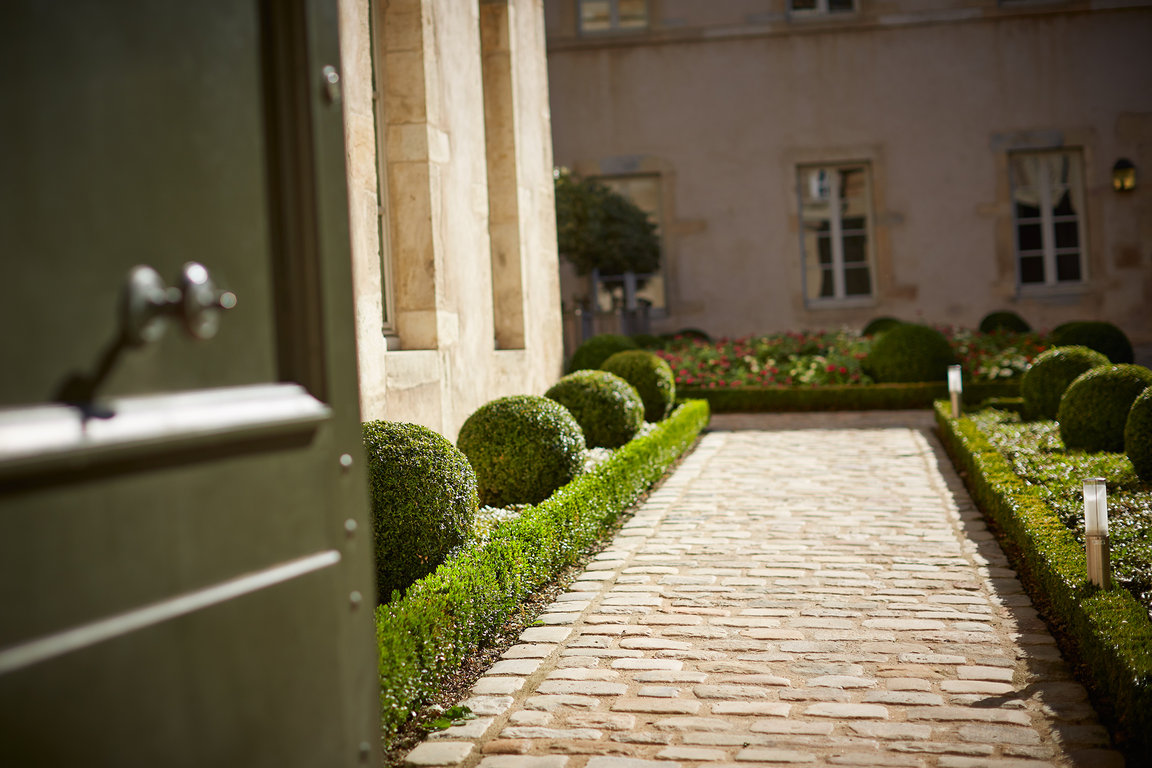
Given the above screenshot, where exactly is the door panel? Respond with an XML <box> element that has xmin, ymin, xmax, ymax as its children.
<box><xmin>0</xmin><ymin>1</ymin><xmax>379</xmax><ymax>765</ymax></box>
<box><xmin>1</xmin><ymin>0</ymin><xmax>277</xmax><ymax>406</ymax></box>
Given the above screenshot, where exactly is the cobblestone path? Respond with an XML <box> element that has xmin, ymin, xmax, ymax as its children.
<box><xmin>403</xmin><ymin>413</ymin><xmax>1123</xmax><ymax>768</ymax></box>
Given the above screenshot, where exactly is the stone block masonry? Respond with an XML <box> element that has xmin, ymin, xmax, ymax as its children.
<box><xmin>405</xmin><ymin>412</ymin><xmax>1123</xmax><ymax>768</ymax></box>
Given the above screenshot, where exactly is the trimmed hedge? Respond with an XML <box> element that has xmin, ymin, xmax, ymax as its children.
<box><xmin>1049</xmin><ymin>321</ymin><xmax>1135</xmax><ymax>364</ymax></box>
<box><xmin>678</xmin><ymin>381</ymin><xmax>1020</xmax><ymax>413</ymax></box>
<box><xmin>1126</xmin><ymin>388</ymin><xmax>1152</xmax><ymax>483</ymax></box>
<box><xmin>862</xmin><ymin>316</ymin><xmax>903</xmax><ymax>336</ymax></box>
<box><xmin>567</xmin><ymin>334</ymin><xmax>638</xmax><ymax>373</ymax></box>
<box><xmin>979</xmin><ymin>310</ymin><xmax>1031</xmax><ymax>333</ymax></box>
<box><xmin>362</xmin><ymin>421</ymin><xmax>478</xmax><ymax>603</ymax></box>
<box><xmin>935</xmin><ymin>401</ymin><xmax>1152</xmax><ymax>759</ymax></box>
<box><xmin>1057</xmin><ymin>365</ymin><xmax>1152</xmax><ymax>453</ymax></box>
<box><xmin>458</xmin><ymin>395</ymin><xmax>586</xmax><ymax>507</ymax></box>
<box><xmin>601</xmin><ymin>350</ymin><xmax>676</xmax><ymax>422</ymax></box>
<box><xmin>865</xmin><ymin>323</ymin><xmax>956</xmax><ymax>383</ymax></box>
<box><xmin>545</xmin><ymin>370</ymin><xmax>645</xmax><ymax>449</ymax></box>
<box><xmin>375</xmin><ymin>400</ymin><xmax>710</xmax><ymax>738</ymax></box>
<box><xmin>1019</xmin><ymin>345</ymin><xmax>1110</xmax><ymax>421</ymax></box>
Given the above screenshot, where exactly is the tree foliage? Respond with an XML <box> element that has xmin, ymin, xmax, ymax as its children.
<box><xmin>554</xmin><ymin>169</ymin><xmax>660</xmax><ymax>276</ymax></box>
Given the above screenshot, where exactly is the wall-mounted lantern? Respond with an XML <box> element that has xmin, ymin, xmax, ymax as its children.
<box><xmin>1112</xmin><ymin>159</ymin><xmax>1136</xmax><ymax>192</ymax></box>
<box><xmin>1083</xmin><ymin>477</ymin><xmax>1112</xmax><ymax>589</ymax></box>
<box><xmin>948</xmin><ymin>365</ymin><xmax>963</xmax><ymax>418</ymax></box>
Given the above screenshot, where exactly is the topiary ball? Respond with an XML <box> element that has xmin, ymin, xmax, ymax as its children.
<box><xmin>1049</xmin><ymin>321</ymin><xmax>1134</xmax><ymax>364</ymax></box>
<box><xmin>567</xmin><ymin>334</ymin><xmax>638</xmax><ymax>373</ymax></box>
<box><xmin>457</xmin><ymin>395</ymin><xmax>586</xmax><ymax>507</ymax></box>
<box><xmin>1057</xmin><ymin>365</ymin><xmax>1152</xmax><ymax>453</ymax></box>
<box><xmin>545</xmin><ymin>370</ymin><xmax>644</xmax><ymax>449</ymax></box>
<box><xmin>864</xmin><ymin>323</ymin><xmax>956</xmax><ymax>383</ymax></box>
<box><xmin>979</xmin><ymin>310</ymin><xmax>1031</xmax><ymax>333</ymax></box>
<box><xmin>630</xmin><ymin>333</ymin><xmax>662</xmax><ymax>349</ymax></box>
<box><xmin>674</xmin><ymin>328</ymin><xmax>712</xmax><ymax>342</ymax></box>
<box><xmin>600</xmin><ymin>350</ymin><xmax>676</xmax><ymax>422</ymax></box>
<box><xmin>362</xmin><ymin>421</ymin><xmax>478</xmax><ymax>603</ymax></box>
<box><xmin>862</xmin><ymin>316</ymin><xmax>903</xmax><ymax>337</ymax></box>
<box><xmin>1019</xmin><ymin>346</ymin><xmax>1110</xmax><ymax>421</ymax></box>
<box><xmin>1125</xmin><ymin>388</ymin><xmax>1152</xmax><ymax>483</ymax></box>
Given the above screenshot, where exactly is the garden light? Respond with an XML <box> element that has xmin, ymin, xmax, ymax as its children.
<box><xmin>948</xmin><ymin>365</ymin><xmax>963</xmax><ymax>418</ymax></box>
<box><xmin>1083</xmin><ymin>477</ymin><xmax>1111</xmax><ymax>588</ymax></box>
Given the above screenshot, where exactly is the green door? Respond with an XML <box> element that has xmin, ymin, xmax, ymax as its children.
<box><xmin>0</xmin><ymin>2</ymin><xmax>379</xmax><ymax>765</ymax></box>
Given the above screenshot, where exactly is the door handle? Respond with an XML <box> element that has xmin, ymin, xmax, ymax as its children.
<box><xmin>122</xmin><ymin>262</ymin><xmax>237</xmax><ymax>347</ymax></box>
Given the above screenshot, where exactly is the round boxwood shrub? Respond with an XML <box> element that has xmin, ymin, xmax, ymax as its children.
<box><xmin>1126</xmin><ymin>387</ymin><xmax>1152</xmax><ymax>483</ymax></box>
<box><xmin>567</xmin><ymin>334</ymin><xmax>637</xmax><ymax>373</ymax></box>
<box><xmin>674</xmin><ymin>328</ymin><xmax>711</xmax><ymax>342</ymax></box>
<box><xmin>864</xmin><ymin>323</ymin><xmax>956</xmax><ymax>383</ymax></box>
<box><xmin>1049</xmin><ymin>321</ymin><xmax>1134</xmax><ymax>364</ymax></box>
<box><xmin>1019</xmin><ymin>345</ymin><xmax>1110</xmax><ymax>421</ymax></box>
<box><xmin>1057</xmin><ymin>365</ymin><xmax>1152</xmax><ymax>453</ymax></box>
<box><xmin>979</xmin><ymin>310</ymin><xmax>1031</xmax><ymax>333</ymax></box>
<box><xmin>457</xmin><ymin>395</ymin><xmax>586</xmax><ymax>507</ymax></box>
<box><xmin>600</xmin><ymin>350</ymin><xmax>676</xmax><ymax>422</ymax></box>
<box><xmin>631</xmin><ymin>333</ymin><xmax>662</xmax><ymax>349</ymax></box>
<box><xmin>862</xmin><ymin>316</ymin><xmax>903</xmax><ymax>337</ymax></box>
<box><xmin>545</xmin><ymin>370</ymin><xmax>644</xmax><ymax>449</ymax></box>
<box><xmin>362</xmin><ymin>421</ymin><xmax>478</xmax><ymax>603</ymax></box>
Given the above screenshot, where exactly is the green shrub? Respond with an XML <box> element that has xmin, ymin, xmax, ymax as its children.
<box><xmin>1125</xmin><ymin>388</ymin><xmax>1152</xmax><ymax>483</ymax></box>
<box><xmin>1058</xmin><ymin>365</ymin><xmax>1152</xmax><ymax>453</ymax></box>
<box><xmin>545</xmin><ymin>370</ymin><xmax>645</xmax><ymax>448</ymax></box>
<box><xmin>362</xmin><ymin>421</ymin><xmax>478</xmax><ymax>603</ymax></box>
<box><xmin>1049</xmin><ymin>321</ymin><xmax>1135</xmax><ymax>364</ymax></box>
<box><xmin>935</xmin><ymin>402</ymin><xmax>1152</xmax><ymax>761</ymax></box>
<box><xmin>457</xmin><ymin>395</ymin><xmax>586</xmax><ymax>507</ymax></box>
<box><xmin>864</xmin><ymin>323</ymin><xmax>956</xmax><ymax>383</ymax></box>
<box><xmin>678</xmin><ymin>381</ymin><xmax>1020</xmax><ymax>413</ymax></box>
<box><xmin>567</xmin><ymin>333</ymin><xmax>638</xmax><ymax>373</ymax></box>
<box><xmin>861</xmin><ymin>316</ymin><xmax>903</xmax><ymax>336</ymax></box>
<box><xmin>674</xmin><ymin>327</ymin><xmax>711</xmax><ymax>342</ymax></box>
<box><xmin>1020</xmin><ymin>346</ymin><xmax>1110</xmax><ymax>421</ymax></box>
<box><xmin>979</xmin><ymin>310</ymin><xmax>1031</xmax><ymax>333</ymax></box>
<box><xmin>601</xmin><ymin>350</ymin><xmax>676</xmax><ymax>422</ymax></box>
<box><xmin>630</xmin><ymin>333</ymin><xmax>662</xmax><ymax>349</ymax></box>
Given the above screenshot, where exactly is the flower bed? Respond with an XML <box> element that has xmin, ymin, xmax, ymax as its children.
<box><xmin>935</xmin><ymin>401</ymin><xmax>1152</xmax><ymax>759</ymax></box>
<box><xmin>374</xmin><ymin>400</ymin><xmax>710</xmax><ymax>739</ymax></box>
<box><xmin>653</xmin><ymin>327</ymin><xmax>1046</xmax><ymax>389</ymax></box>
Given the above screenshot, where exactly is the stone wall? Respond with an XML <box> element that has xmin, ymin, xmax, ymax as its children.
<box><xmin>340</xmin><ymin>0</ymin><xmax>563</xmax><ymax>440</ymax></box>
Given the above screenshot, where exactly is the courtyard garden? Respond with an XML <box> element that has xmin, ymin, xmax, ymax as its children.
<box><xmin>365</xmin><ymin>314</ymin><xmax>1151</xmax><ymax>762</ymax></box>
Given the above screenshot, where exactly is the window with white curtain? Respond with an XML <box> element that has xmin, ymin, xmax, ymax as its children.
<box><xmin>1009</xmin><ymin>150</ymin><xmax>1085</xmax><ymax>287</ymax></box>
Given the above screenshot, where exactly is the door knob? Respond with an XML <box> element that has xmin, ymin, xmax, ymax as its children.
<box><xmin>121</xmin><ymin>262</ymin><xmax>236</xmax><ymax>347</ymax></box>
<box><xmin>178</xmin><ymin>262</ymin><xmax>237</xmax><ymax>341</ymax></box>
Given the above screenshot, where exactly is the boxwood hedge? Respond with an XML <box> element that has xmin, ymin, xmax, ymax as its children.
<box><xmin>935</xmin><ymin>401</ymin><xmax>1152</xmax><ymax>760</ymax></box>
<box><xmin>374</xmin><ymin>399</ymin><xmax>710</xmax><ymax>738</ymax></box>
<box><xmin>678</xmin><ymin>381</ymin><xmax>1020</xmax><ymax>412</ymax></box>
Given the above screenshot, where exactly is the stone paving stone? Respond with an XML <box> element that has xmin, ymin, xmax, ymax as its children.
<box><xmin>401</xmin><ymin>415</ymin><xmax>1123</xmax><ymax>768</ymax></box>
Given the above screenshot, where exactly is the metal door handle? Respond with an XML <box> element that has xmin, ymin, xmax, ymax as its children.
<box><xmin>122</xmin><ymin>262</ymin><xmax>236</xmax><ymax>347</ymax></box>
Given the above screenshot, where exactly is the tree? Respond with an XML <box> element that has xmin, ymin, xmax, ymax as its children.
<box><xmin>554</xmin><ymin>169</ymin><xmax>659</xmax><ymax>277</ymax></box>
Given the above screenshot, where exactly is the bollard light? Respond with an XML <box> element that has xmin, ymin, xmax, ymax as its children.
<box><xmin>1083</xmin><ymin>477</ymin><xmax>1112</xmax><ymax>589</ymax></box>
<box><xmin>948</xmin><ymin>365</ymin><xmax>963</xmax><ymax>418</ymax></box>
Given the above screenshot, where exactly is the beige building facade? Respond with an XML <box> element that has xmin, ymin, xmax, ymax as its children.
<box><xmin>339</xmin><ymin>0</ymin><xmax>564</xmax><ymax>439</ymax></box>
<box><xmin>545</xmin><ymin>0</ymin><xmax>1152</xmax><ymax>349</ymax></box>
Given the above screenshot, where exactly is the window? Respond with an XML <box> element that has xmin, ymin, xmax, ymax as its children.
<box><xmin>798</xmin><ymin>164</ymin><xmax>873</xmax><ymax>304</ymax></box>
<box><xmin>369</xmin><ymin>1</ymin><xmax>397</xmax><ymax>339</ymax></box>
<box><xmin>790</xmin><ymin>0</ymin><xmax>855</xmax><ymax>14</ymax></box>
<box><xmin>579</xmin><ymin>0</ymin><xmax>647</xmax><ymax>34</ymax></box>
<box><xmin>592</xmin><ymin>175</ymin><xmax>665</xmax><ymax>312</ymax></box>
<box><xmin>1009</xmin><ymin>150</ymin><xmax>1085</xmax><ymax>287</ymax></box>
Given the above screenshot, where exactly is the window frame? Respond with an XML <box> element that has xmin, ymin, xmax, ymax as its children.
<box><xmin>796</xmin><ymin>162</ymin><xmax>876</xmax><ymax>307</ymax></box>
<box><xmin>789</xmin><ymin>0</ymin><xmax>857</xmax><ymax>16</ymax></box>
<box><xmin>577</xmin><ymin>0</ymin><xmax>649</xmax><ymax>36</ymax></box>
<box><xmin>1008</xmin><ymin>148</ymin><xmax>1087</xmax><ymax>291</ymax></box>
